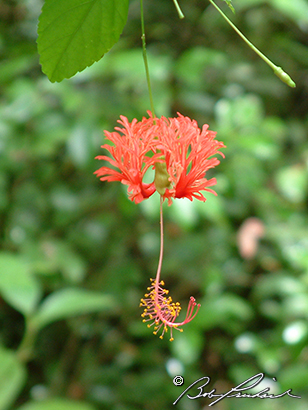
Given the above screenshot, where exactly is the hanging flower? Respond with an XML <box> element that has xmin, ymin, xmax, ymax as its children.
<box><xmin>95</xmin><ymin>112</ymin><xmax>225</xmax><ymax>341</ymax></box>
<box><xmin>95</xmin><ymin>112</ymin><xmax>225</xmax><ymax>205</ymax></box>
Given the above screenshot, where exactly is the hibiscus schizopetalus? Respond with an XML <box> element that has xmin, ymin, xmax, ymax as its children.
<box><xmin>95</xmin><ymin>112</ymin><xmax>225</xmax><ymax>340</ymax></box>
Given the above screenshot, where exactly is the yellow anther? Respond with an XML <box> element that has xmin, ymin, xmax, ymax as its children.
<box><xmin>141</xmin><ymin>277</ymin><xmax>195</xmax><ymax>342</ymax></box>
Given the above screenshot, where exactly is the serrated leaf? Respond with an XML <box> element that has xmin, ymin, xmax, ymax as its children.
<box><xmin>0</xmin><ymin>346</ymin><xmax>27</xmax><ymax>410</ymax></box>
<box><xmin>0</xmin><ymin>252</ymin><xmax>42</xmax><ymax>316</ymax></box>
<box><xmin>16</xmin><ymin>398</ymin><xmax>97</xmax><ymax>410</ymax></box>
<box><xmin>222</xmin><ymin>0</ymin><xmax>235</xmax><ymax>13</ymax></box>
<box><xmin>32</xmin><ymin>288</ymin><xmax>115</xmax><ymax>329</ymax></box>
<box><xmin>37</xmin><ymin>0</ymin><xmax>129</xmax><ymax>82</ymax></box>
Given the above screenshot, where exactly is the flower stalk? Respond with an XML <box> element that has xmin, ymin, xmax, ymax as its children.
<box><xmin>172</xmin><ymin>0</ymin><xmax>185</xmax><ymax>19</ymax></box>
<box><xmin>208</xmin><ymin>0</ymin><xmax>296</xmax><ymax>88</ymax></box>
<box><xmin>16</xmin><ymin>316</ymin><xmax>38</xmax><ymax>363</ymax></box>
<box><xmin>140</xmin><ymin>0</ymin><xmax>156</xmax><ymax>116</ymax></box>
<box><xmin>140</xmin><ymin>197</ymin><xmax>200</xmax><ymax>341</ymax></box>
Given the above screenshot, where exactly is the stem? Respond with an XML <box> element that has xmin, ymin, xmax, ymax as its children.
<box><xmin>139</xmin><ymin>196</ymin><xmax>200</xmax><ymax>339</ymax></box>
<box><xmin>154</xmin><ymin>196</ymin><xmax>200</xmax><ymax>328</ymax></box>
<box><xmin>155</xmin><ymin>196</ymin><xmax>164</xmax><ymax>287</ymax></box>
<box><xmin>16</xmin><ymin>317</ymin><xmax>38</xmax><ymax>363</ymax></box>
<box><xmin>208</xmin><ymin>0</ymin><xmax>296</xmax><ymax>88</ymax></box>
<box><xmin>153</xmin><ymin>197</ymin><xmax>165</xmax><ymax>325</ymax></box>
<box><xmin>140</xmin><ymin>0</ymin><xmax>156</xmax><ymax>116</ymax></box>
<box><xmin>172</xmin><ymin>0</ymin><xmax>185</xmax><ymax>19</ymax></box>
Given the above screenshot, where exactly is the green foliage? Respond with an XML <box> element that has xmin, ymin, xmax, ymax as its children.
<box><xmin>37</xmin><ymin>0</ymin><xmax>129</xmax><ymax>82</ymax></box>
<box><xmin>270</xmin><ymin>0</ymin><xmax>308</xmax><ymax>24</ymax></box>
<box><xmin>0</xmin><ymin>347</ymin><xmax>27</xmax><ymax>410</ymax></box>
<box><xmin>0</xmin><ymin>0</ymin><xmax>307</xmax><ymax>410</ymax></box>
<box><xmin>32</xmin><ymin>288</ymin><xmax>115</xmax><ymax>329</ymax></box>
<box><xmin>16</xmin><ymin>399</ymin><xmax>97</xmax><ymax>410</ymax></box>
<box><xmin>0</xmin><ymin>253</ymin><xmax>41</xmax><ymax>315</ymax></box>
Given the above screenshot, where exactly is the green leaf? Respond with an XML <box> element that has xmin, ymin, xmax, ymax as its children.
<box><xmin>0</xmin><ymin>346</ymin><xmax>27</xmax><ymax>410</ymax></box>
<box><xmin>16</xmin><ymin>398</ymin><xmax>97</xmax><ymax>410</ymax></box>
<box><xmin>195</xmin><ymin>293</ymin><xmax>254</xmax><ymax>330</ymax></box>
<box><xmin>37</xmin><ymin>0</ymin><xmax>129</xmax><ymax>82</ymax></box>
<box><xmin>275</xmin><ymin>165</ymin><xmax>308</xmax><ymax>203</ymax></box>
<box><xmin>32</xmin><ymin>288</ymin><xmax>115</xmax><ymax>329</ymax></box>
<box><xmin>0</xmin><ymin>252</ymin><xmax>42</xmax><ymax>316</ymax></box>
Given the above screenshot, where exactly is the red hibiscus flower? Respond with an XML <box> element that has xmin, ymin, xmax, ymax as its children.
<box><xmin>95</xmin><ymin>112</ymin><xmax>225</xmax><ymax>204</ymax></box>
<box><xmin>95</xmin><ymin>112</ymin><xmax>225</xmax><ymax>340</ymax></box>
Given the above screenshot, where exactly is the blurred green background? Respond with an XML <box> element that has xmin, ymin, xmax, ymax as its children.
<box><xmin>0</xmin><ymin>0</ymin><xmax>308</xmax><ymax>409</ymax></box>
